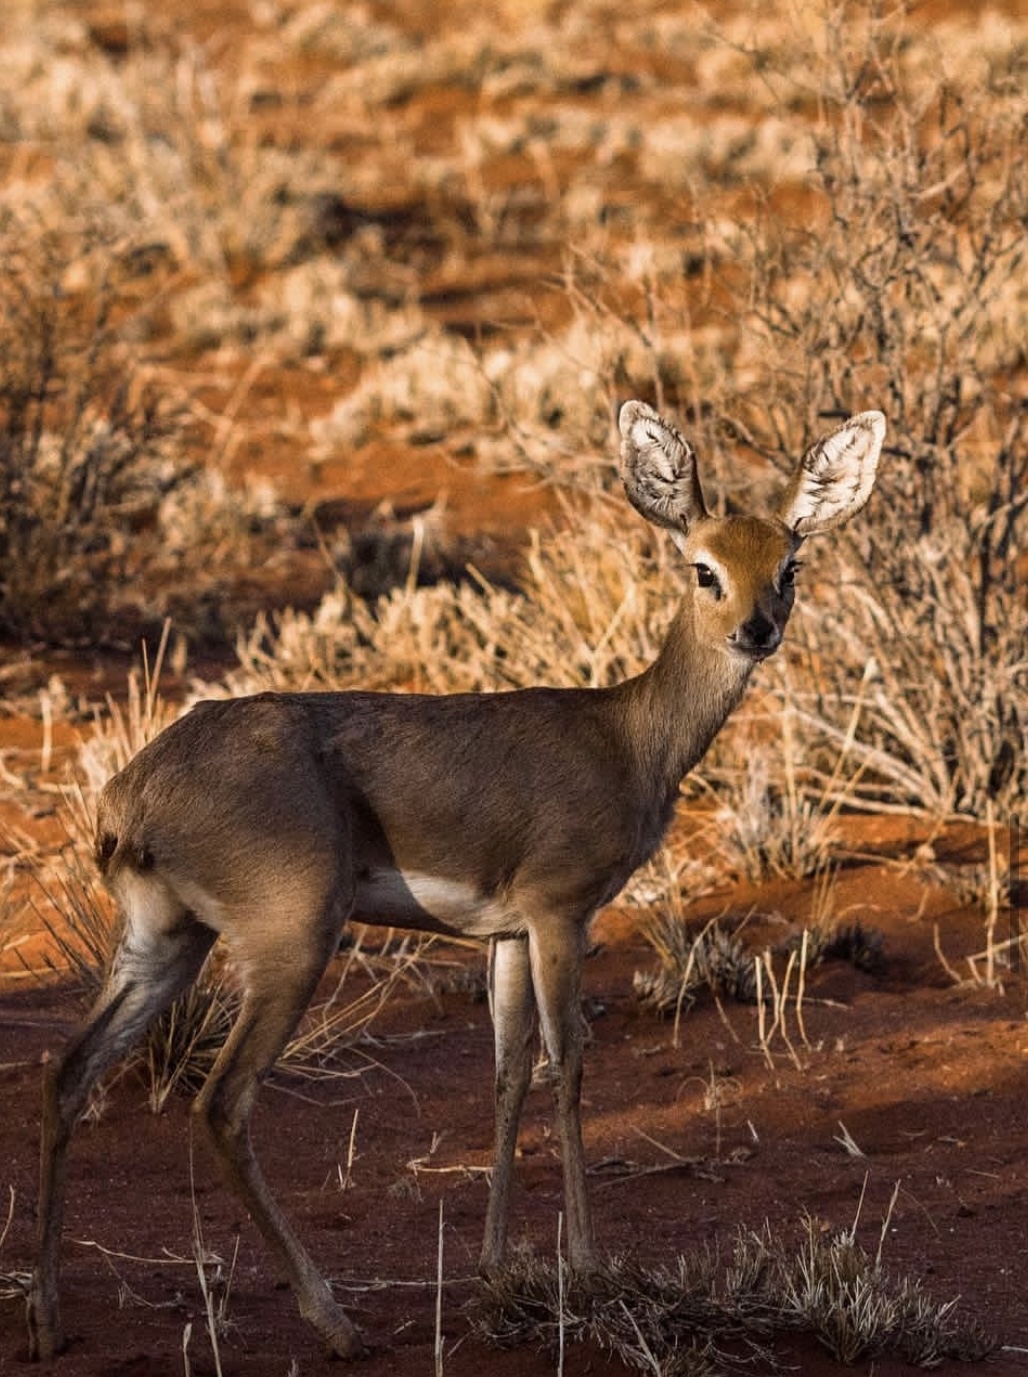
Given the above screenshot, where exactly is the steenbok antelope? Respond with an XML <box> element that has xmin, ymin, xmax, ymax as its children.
<box><xmin>29</xmin><ymin>401</ymin><xmax>884</xmax><ymax>1359</ymax></box>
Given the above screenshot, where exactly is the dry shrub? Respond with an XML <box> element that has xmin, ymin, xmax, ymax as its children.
<box><xmin>0</xmin><ymin>234</ymin><xmax>187</xmax><ymax>645</ymax></box>
<box><xmin>0</xmin><ymin>227</ymin><xmax>301</xmax><ymax>650</ymax></box>
<box><xmin>710</xmin><ymin>3</ymin><xmax>1028</xmax><ymax>817</ymax></box>
<box><xmin>527</xmin><ymin>3</ymin><xmax>1027</xmax><ymax>825</ymax></box>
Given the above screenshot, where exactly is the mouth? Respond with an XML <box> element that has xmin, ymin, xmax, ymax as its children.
<box><xmin>727</xmin><ymin>636</ymin><xmax>781</xmax><ymax>662</ymax></box>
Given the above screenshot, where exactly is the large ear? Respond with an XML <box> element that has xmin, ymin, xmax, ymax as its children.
<box><xmin>777</xmin><ymin>411</ymin><xmax>886</xmax><ymax>537</ymax></box>
<box><xmin>618</xmin><ymin>401</ymin><xmax>708</xmax><ymax>534</ymax></box>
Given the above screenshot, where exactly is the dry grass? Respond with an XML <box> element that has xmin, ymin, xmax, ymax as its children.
<box><xmin>633</xmin><ymin>867</ymin><xmax>885</xmax><ymax>1055</ymax></box>
<box><xmin>3</xmin><ymin>0</ymin><xmax>1024</xmax><ymax>826</ymax></box>
<box><xmin>0</xmin><ymin>1186</ymin><xmax>27</xmax><ymax>1303</ymax></box>
<box><xmin>711</xmin><ymin>701</ymin><xmax>846</xmax><ymax>884</ymax></box>
<box><xmin>776</xmin><ymin>1210</ymin><xmax>993</xmax><ymax>1366</ymax></box>
<box><xmin>633</xmin><ymin>918</ymin><xmax>758</xmax><ymax>1021</ymax></box>
<box><xmin>470</xmin><ymin>1213</ymin><xmax>993</xmax><ymax>1371</ymax></box>
<box><xmin>218</xmin><ymin>496</ymin><xmax>680</xmax><ymax>699</ymax></box>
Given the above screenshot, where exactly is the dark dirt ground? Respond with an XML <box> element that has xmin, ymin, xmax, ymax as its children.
<box><xmin>3</xmin><ymin>836</ymin><xmax>1028</xmax><ymax>1376</ymax></box>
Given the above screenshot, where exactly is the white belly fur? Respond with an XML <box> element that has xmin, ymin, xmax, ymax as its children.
<box><xmin>353</xmin><ymin>867</ymin><xmax>524</xmax><ymax>939</ymax></box>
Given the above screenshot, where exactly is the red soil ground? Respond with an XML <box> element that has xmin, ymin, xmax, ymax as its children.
<box><xmin>2</xmin><ymin>796</ymin><xmax>1027</xmax><ymax>1376</ymax></box>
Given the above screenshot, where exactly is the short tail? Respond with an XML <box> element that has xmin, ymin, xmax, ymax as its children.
<box><xmin>94</xmin><ymin>777</ymin><xmax>154</xmax><ymax>879</ymax></box>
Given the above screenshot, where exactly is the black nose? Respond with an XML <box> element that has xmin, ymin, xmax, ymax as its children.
<box><xmin>737</xmin><ymin>612</ymin><xmax>781</xmax><ymax>657</ymax></box>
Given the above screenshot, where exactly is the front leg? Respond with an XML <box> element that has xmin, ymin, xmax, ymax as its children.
<box><xmin>528</xmin><ymin>920</ymin><xmax>596</xmax><ymax>1273</ymax></box>
<box><xmin>481</xmin><ymin>936</ymin><xmax>536</xmax><ymax>1273</ymax></box>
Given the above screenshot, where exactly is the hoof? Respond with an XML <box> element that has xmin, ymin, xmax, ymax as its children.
<box><xmin>569</xmin><ymin>1251</ymin><xmax>602</xmax><ymax>1278</ymax></box>
<box><xmin>300</xmin><ymin>1291</ymin><xmax>365</xmax><ymax>1361</ymax></box>
<box><xmin>478</xmin><ymin>1239</ymin><xmax>508</xmax><ymax>1278</ymax></box>
<box><xmin>26</xmin><ymin>1286</ymin><xmax>65</xmax><ymax>1363</ymax></box>
<box><xmin>321</xmin><ymin>1317</ymin><xmax>367</xmax><ymax>1361</ymax></box>
<box><xmin>569</xmin><ymin>1256</ymin><xmax>608</xmax><ymax>1294</ymax></box>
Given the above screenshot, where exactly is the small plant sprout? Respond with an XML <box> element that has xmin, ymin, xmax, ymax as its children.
<box><xmin>434</xmin><ymin>1200</ymin><xmax>445</xmax><ymax>1377</ymax></box>
<box><xmin>337</xmin><ymin>1109</ymin><xmax>360</xmax><ymax>1192</ymax></box>
<box><xmin>834</xmin><ymin>1122</ymin><xmax>865</xmax><ymax>1159</ymax></box>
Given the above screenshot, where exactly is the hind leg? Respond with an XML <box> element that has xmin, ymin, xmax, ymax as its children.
<box><xmin>194</xmin><ymin>909</ymin><xmax>361</xmax><ymax>1358</ymax></box>
<box><xmin>480</xmin><ymin>936</ymin><xmax>536</xmax><ymax>1272</ymax></box>
<box><xmin>528</xmin><ymin>919</ymin><xmax>596</xmax><ymax>1274</ymax></box>
<box><xmin>28</xmin><ymin>893</ymin><xmax>216</xmax><ymax>1360</ymax></box>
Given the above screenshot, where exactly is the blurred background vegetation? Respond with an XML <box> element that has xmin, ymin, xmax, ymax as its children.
<box><xmin>0</xmin><ymin>0</ymin><xmax>1024</xmax><ymax>913</ymax></box>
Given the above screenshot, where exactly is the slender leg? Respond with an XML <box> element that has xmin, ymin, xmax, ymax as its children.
<box><xmin>528</xmin><ymin>921</ymin><xmax>596</xmax><ymax>1273</ymax></box>
<box><xmin>28</xmin><ymin>915</ymin><xmax>216</xmax><ymax>1360</ymax></box>
<box><xmin>194</xmin><ymin>925</ymin><xmax>362</xmax><ymax>1358</ymax></box>
<box><xmin>480</xmin><ymin>936</ymin><xmax>536</xmax><ymax>1272</ymax></box>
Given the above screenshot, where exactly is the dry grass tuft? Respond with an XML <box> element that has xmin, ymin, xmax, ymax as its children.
<box><xmin>634</xmin><ymin>873</ymin><xmax>886</xmax><ymax>1038</ymax></box>
<box><xmin>799</xmin><ymin>921</ymin><xmax>885</xmax><ymax>976</ymax></box>
<box><xmin>218</xmin><ymin>498</ymin><xmax>680</xmax><ymax>699</ymax></box>
<box><xmin>633</xmin><ymin>919</ymin><xmax>758</xmax><ymax>1023</ymax></box>
<box><xmin>472</xmin><ymin>1244</ymin><xmax>766</xmax><ymax>1375</ymax></box>
<box><xmin>471</xmin><ymin>1219</ymin><xmax>993</xmax><ymax>1371</ymax></box>
<box><xmin>778</xmin><ymin>1213</ymin><xmax>993</xmax><ymax>1366</ymax></box>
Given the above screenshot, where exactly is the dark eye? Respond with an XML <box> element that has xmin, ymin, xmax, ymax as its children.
<box><xmin>780</xmin><ymin>560</ymin><xmax>802</xmax><ymax>588</ymax></box>
<box><xmin>694</xmin><ymin>563</ymin><xmax>721</xmax><ymax>596</ymax></box>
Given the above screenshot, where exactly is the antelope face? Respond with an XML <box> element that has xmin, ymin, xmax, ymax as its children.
<box><xmin>680</xmin><ymin>514</ymin><xmax>802</xmax><ymax>662</ymax></box>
